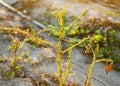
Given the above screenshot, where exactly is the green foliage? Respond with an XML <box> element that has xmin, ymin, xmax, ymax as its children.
<box><xmin>0</xmin><ymin>3</ymin><xmax>118</xmax><ymax>86</ymax></box>
<box><xmin>1</xmin><ymin>69</ymin><xmax>15</xmax><ymax>80</ymax></box>
<box><xmin>9</xmin><ymin>36</ymin><xmax>21</xmax><ymax>68</ymax></box>
<box><xmin>0</xmin><ymin>65</ymin><xmax>22</xmax><ymax>80</ymax></box>
<box><xmin>48</xmin><ymin>9</ymin><xmax>87</xmax><ymax>38</ymax></box>
<box><xmin>45</xmin><ymin>5</ymin><xmax>119</xmax><ymax>86</ymax></box>
<box><xmin>47</xmin><ymin>5</ymin><xmax>88</xmax><ymax>86</ymax></box>
<box><xmin>93</xmin><ymin>34</ymin><xmax>103</xmax><ymax>43</ymax></box>
<box><xmin>64</xmin><ymin>22</ymin><xmax>120</xmax><ymax>69</ymax></box>
<box><xmin>0</xmin><ymin>27</ymin><xmax>54</xmax><ymax>81</ymax></box>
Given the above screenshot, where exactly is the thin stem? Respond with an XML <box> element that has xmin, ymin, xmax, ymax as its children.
<box><xmin>57</xmin><ymin>41</ymin><xmax>63</xmax><ymax>86</ymax></box>
<box><xmin>12</xmin><ymin>44</ymin><xmax>17</xmax><ymax>68</ymax></box>
<box><xmin>84</xmin><ymin>44</ymin><xmax>113</xmax><ymax>86</ymax></box>
<box><xmin>96</xmin><ymin>59</ymin><xmax>113</xmax><ymax>63</ymax></box>
<box><xmin>39</xmin><ymin>39</ymin><xmax>56</xmax><ymax>48</ymax></box>
<box><xmin>0</xmin><ymin>27</ymin><xmax>29</xmax><ymax>35</ymax></box>
<box><xmin>63</xmin><ymin>47</ymin><xmax>72</xmax><ymax>84</ymax></box>
<box><xmin>62</xmin><ymin>38</ymin><xmax>88</xmax><ymax>54</ymax></box>
<box><xmin>88</xmin><ymin>44</ymin><xmax>96</xmax><ymax>61</ymax></box>
<box><xmin>65</xmin><ymin>10</ymin><xmax>87</xmax><ymax>29</ymax></box>
<box><xmin>36</xmin><ymin>29</ymin><xmax>51</xmax><ymax>35</ymax></box>
<box><xmin>56</xmin><ymin>14</ymin><xmax>65</xmax><ymax>86</ymax></box>
<box><xmin>0</xmin><ymin>27</ymin><xmax>56</xmax><ymax>48</ymax></box>
<box><xmin>84</xmin><ymin>62</ymin><xmax>96</xmax><ymax>86</ymax></box>
<box><xmin>10</xmin><ymin>35</ymin><xmax>18</xmax><ymax>68</ymax></box>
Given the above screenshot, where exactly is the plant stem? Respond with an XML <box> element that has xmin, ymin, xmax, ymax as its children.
<box><xmin>10</xmin><ymin>35</ymin><xmax>18</xmax><ymax>68</ymax></box>
<box><xmin>62</xmin><ymin>38</ymin><xmax>88</xmax><ymax>54</ymax></box>
<box><xmin>57</xmin><ymin>40</ymin><xmax>63</xmax><ymax>86</ymax></box>
<box><xmin>96</xmin><ymin>59</ymin><xmax>113</xmax><ymax>63</ymax></box>
<box><xmin>84</xmin><ymin>44</ymin><xmax>113</xmax><ymax>86</ymax></box>
<box><xmin>65</xmin><ymin>10</ymin><xmax>87</xmax><ymax>29</ymax></box>
<box><xmin>12</xmin><ymin>45</ymin><xmax>17</xmax><ymax>68</ymax></box>
<box><xmin>84</xmin><ymin>61</ymin><xmax>95</xmax><ymax>86</ymax></box>
<box><xmin>64</xmin><ymin>47</ymin><xmax>72</xmax><ymax>84</ymax></box>
<box><xmin>0</xmin><ymin>27</ymin><xmax>29</xmax><ymax>35</ymax></box>
<box><xmin>57</xmin><ymin>27</ymin><xmax>64</xmax><ymax>86</ymax></box>
<box><xmin>56</xmin><ymin>12</ymin><xmax>65</xmax><ymax>85</ymax></box>
<box><xmin>84</xmin><ymin>44</ymin><xmax>96</xmax><ymax>86</ymax></box>
<box><xmin>0</xmin><ymin>27</ymin><xmax>56</xmax><ymax>48</ymax></box>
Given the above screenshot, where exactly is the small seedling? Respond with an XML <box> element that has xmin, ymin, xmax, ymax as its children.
<box><xmin>8</xmin><ymin>35</ymin><xmax>20</xmax><ymax>68</ymax></box>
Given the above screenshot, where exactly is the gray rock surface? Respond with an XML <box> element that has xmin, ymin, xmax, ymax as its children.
<box><xmin>0</xmin><ymin>0</ymin><xmax>120</xmax><ymax>86</ymax></box>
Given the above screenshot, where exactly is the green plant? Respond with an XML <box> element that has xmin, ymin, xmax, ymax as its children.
<box><xmin>47</xmin><ymin>5</ymin><xmax>112</xmax><ymax>86</ymax></box>
<box><xmin>84</xmin><ymin>44</ymin><xmax>113</xmax><ymax>86</ymax></box>
<box><xmin>0</xmin><ymin>19</ymin><xmax>85</xmax><ymax>85</ymax></box>
<box><xmin>49</xmin><ymin>5</ymin><xmax>88</xmax><ymax>86</ymax></box>
<box><xmin>0</xmin><ymin>4</ymin><xmax>117</xmax><ymax>86</ymax></box>
<box><xmin>63</xmin><ymin>44</ymin><xmax>73</xmax><ymax>84</ymax></box>
<box><xmin>72</xmin><ymin>20</ymin><xmax>120</xmax><ymax>69</ymax></box>
<box><xmin>9</xmin><ymin>35</ymin><xmax>21</xmax><ymax>68</ymax></box>
<box><xmin>0</xmin><ymin>27</ymin><xmax>54</xmax><ymax>80</ymax></box>
<box><xmin>0</xmin><ymin>65</ymin><xmax>22</xmax><ymax>80</ymax></box>
<box><xmin>1</xmin><ymin>68</ymin><xmax>15</xmax><ymax>80</ymax></box>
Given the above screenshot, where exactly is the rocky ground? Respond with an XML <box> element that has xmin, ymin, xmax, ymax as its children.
<box><xmin>0</xmin><ymin>0</ymin><xmax>120</xmax><ymax>86</ymax></box>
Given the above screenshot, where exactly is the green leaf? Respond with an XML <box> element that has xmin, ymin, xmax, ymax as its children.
<box><xmin>15</xmin><ymin>65</ymin><xmax>21</xmax><ymax>70</ymax></box>
<box><xmin>9</xmin><ymin>72</ymin><xmax>15</xmax><ymax>79</ymax></box>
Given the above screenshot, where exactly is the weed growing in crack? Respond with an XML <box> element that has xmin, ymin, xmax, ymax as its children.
<box><xmin>9</xmin><ymin>35</ymin><xmax>20</xmax><ymax>68</ymax></box>
<box><xmin>48</xmin><ymin>5</ymin><xmax>87</xmax><ymax>86</ymax></box>
<box><xmin>47</xmin><ymin>5</ymin><xmax>114</xmax><ymax>86</ymax></box>
<box><xmin>0</xmin><ymin>26</ymin><xmax>56</xmax><ymax>80</ymax></box>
